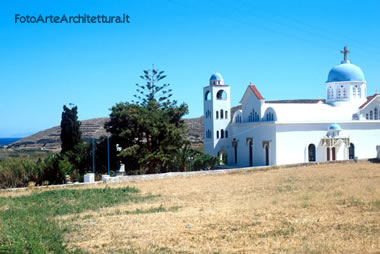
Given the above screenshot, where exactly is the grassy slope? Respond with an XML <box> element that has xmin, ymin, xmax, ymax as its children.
<box><xmin>0</xmin><ymin>161</ymin><xmax>379</xmax><ymax>253</ymax></box>
<box><xmin>0</xmin><ymin>187</ymin><xmax>156</xmax><ymax>253</ymax></box>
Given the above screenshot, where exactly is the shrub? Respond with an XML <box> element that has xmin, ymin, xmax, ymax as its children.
<box><xmin>192</xmin><ymin>153</ymin><xmax>219</xmax><ymax>171</ymax></box>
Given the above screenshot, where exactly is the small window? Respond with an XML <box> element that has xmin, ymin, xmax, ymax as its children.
<box><xmin>225</xmin><ymin>130</ymin><xmax>228</xmax><ymax>138</ymax></box>
<box><xmin>225</xmin><ymin>111</ymin><xmax>228</xmax><ymax>119</ymax></box>
<box><xmin>375</xmin><ymin>108</ymin><xmax>378</xmax><ymax>120</ymax></box>
<box><xmin>366</xmin><ymin>114</ymin><xmax>369</xmax><ymax>120</ymax></box>
<box><xmin>216</xmin><ymin>111</ymin><xmax>219</xmax><ymax>119</ymax></box>
<box><xmin>370</xmin><ymin>110</ymin><xmax>373</xmax><ymax>120</ymax></box>
<box><xmin>220</xmin><ymin>109</ymin><xmax>224</xmax><ymax>119</ymax></box>
<box><xmin>216</xmin><ymin>131</ymin><xmax>219</xmax><ymax>139</ymax></box>
<box><xmin>221</xmin><ymin>129</ymin><xmax>224</xmax><ymax>139</ymax></box>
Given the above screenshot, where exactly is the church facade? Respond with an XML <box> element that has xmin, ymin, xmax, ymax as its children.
<box><xmin>203</xmin><ymin>48</ymin><xmax>380</xmax><ymax>167</ymax></box>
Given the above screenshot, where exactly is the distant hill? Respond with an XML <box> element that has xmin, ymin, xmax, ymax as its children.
<box><xmin>8</xmin><ymin>100</ymin><xmax>321</xmax><ymax>151</ymax></box>
<box><xmin>8</xmin><ymin>117</ymin><xmax>204</xmax><ymax>151</ymax></box>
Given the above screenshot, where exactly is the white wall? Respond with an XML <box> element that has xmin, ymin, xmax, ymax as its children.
<box><xmin>230</xmin><ymin>123</ymin><xmax>276</xmax><ymax>167</ymax></box>
<box><xmin>275</xmin><ymin>122</ymin><xmax>380</xmax><ymax>165</ymax></box>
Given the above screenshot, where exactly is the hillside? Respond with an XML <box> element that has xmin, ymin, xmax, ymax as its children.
<box><xmin>7</xmin><ymin>101</ymin><xmax>324</xmax><ymax>151</ymax></box>
<box><xmin>8</xmin><ymin>116</ymin><xmax>204</xmax><ymax>151</ymax></box>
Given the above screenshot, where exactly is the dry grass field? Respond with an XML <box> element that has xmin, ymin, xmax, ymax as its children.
<box><xmin>2</xmin><ymin>161</ymin><xmax>380</xmax><ymax>253</ymax></box>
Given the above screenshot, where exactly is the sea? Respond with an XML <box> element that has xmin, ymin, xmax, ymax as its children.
<box><xmin>0</xmin><ymin>138</ymin><xmax>21</xmax><ymax>146</ymax></box>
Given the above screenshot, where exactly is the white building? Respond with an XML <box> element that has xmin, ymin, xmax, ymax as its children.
<box><xmin>203</xmin><ymin>48</ymin><xmax>380</xmax><ymax>167</ymax></box>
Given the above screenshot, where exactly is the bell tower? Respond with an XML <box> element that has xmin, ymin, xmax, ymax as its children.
<box><xmin>203</xmin><ymin>73</ymin><xmax>231</xmax><ymax>157</ymax></box>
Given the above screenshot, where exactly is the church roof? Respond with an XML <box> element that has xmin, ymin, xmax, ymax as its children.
<box><xmin>328</xmin><ymin>123</ymin><xmax>342</xmax><ymax>130</ymax></box>
<box><xmin>327</xmin><ymin>62</ymin><xmax>366</xmax><ymax>83</ymax></box>
<box><xmin>249</xmin><ymin>85</ymin><xmax>264</xmax><ymax>100</ymax></box>
<box><xmin>359</xmin><ymin>93</ymin><xmax>379</xmax><ymax>109</ymax></box>
<box><xmin>210</xmin><ymin>73</ymin><xmax>223</xmax><ymax>81</ymax></box>
<box><xmin>266</xmin><ymin>99</ymin><xmax>325</xmax><ymax>104</ymax></box>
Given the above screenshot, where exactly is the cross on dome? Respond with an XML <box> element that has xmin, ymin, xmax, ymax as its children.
<box><xmin>341</xmin><ymin>46</ymin><xmax>350</xmax><ymax>63</ymax></box>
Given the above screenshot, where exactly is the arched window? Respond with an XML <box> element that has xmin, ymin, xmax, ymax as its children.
<box><xmin>216</xmin><ymin>111</ymin><xmax>219</xmax><ymax>119</ymax></box>
<box><xmin>225</xmin><ymin>130</ymin><xmax>228</xmax><ymax>138</ymax></box>
<box><xmin>375</xmin><ymin>108</ymin><xmax>378</xmax><ymax>120</ymax></box>
<box><xmin>370</xmin><ymin>110</ymin><xmax>373</xmax><ymax>120</ymax></box>
<box><xmin>366</xmin><ymin>114</ymin><xmax>369</xmax><ymax>120</ymax></box>
<box><xmin>216</xmin><ymin>131</ymin><xmax>219</xmax><ymax>139</ymax></box>
<box><xmin>205</xmin><ymin>110</ymin><xmax>210</xmax><ymax>118</ymax></box>
<box><xmin>206</xmin><ymin>130</ymin><xmax>212</xmax><ymax>139</ymax></box>
<box><xmin>216</xmin><ymin>90</ymin><xmax>227</xmax><ymax>100</ymax></box>
<box><xmin>220</xmin><ymin>109</ymin><xmax>224</xmax><ymax>119</ymax></box>
<box><xmin>235</xmin><ymin>115</ymin><xmax>241</xmax><ymax>123</ymax></box>
<box><xmin>308</xmin><ymin>144</ymin><xmax>316</xmax><ymax>162</ymax></box>
<box><xmin>221</xmin><ymin>129</ymin><xmax>224</xmax><ymax>139</ymax></box>
<box><xmin>204</xmin><ymin>91</ymin><xmax>211</xmax><ymax>101</ymax></box>
<box><xmin>225</xmin><ymin>111</ymin><xmax>228</xmax><ymax>119</ymax></box>
<box><xmin>255</xmin><ymin>112</ymin><xmax>259</xmax><ymax>121</ymax></box>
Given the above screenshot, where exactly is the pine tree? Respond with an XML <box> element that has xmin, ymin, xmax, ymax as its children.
<box><xmin>105</xmin><ymin>69</ymin><xmax>189</xmax><ymax>174</ymax></box>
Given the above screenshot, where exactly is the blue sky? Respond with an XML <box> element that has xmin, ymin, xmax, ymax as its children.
<box><xmin>1</xmin><ymin>0</ymin><xmax>380</xmax><ymax>137</ymax></box>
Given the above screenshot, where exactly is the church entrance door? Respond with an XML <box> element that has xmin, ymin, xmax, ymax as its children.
<box><xmin>233</xmin><ymin>143</ymin><xmax>238</xmax><ymax>164</ymax></box>
<box><xmin>265</xmin><ymin>145</ymin><xmax>269</xmax><ymax>166</ymax></box>
<box><xmin>327</xmin><ymin>147</ymin><xmax>330</xmax><ymax>161</ymax></box>
<box><xmin>332</xmin><ymin>147</ymin><xmax>336</xmax><ymax>161</ymax></box>
<box><xmin>349</xmin><ymin>143</ymin><xmax>355</xmax><ymax>159</ymax></box>
<box><xmin>249</xmin><ymin>141</ymin><xmax>253</xmax><ymax>166</ymax></box>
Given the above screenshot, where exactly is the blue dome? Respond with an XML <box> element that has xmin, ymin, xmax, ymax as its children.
<box><xmin>327</xmin><ymin>63</ymin><xmax>365</xmax><ymax>83</ymax></box>
<box><xmin>210</xmin><ymin>72</ymin><xmax>223</xmax><ymax>81</ymax></box>
<box><xmin>328</xmin><ymin>123</ymin><xmax>342</xmax><ymax>131</ymax></box>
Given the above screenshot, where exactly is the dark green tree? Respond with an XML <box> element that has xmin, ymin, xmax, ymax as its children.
<box><xmin>60</xmin><ymin>104</ymin><xmax>82</xmax><ymax>154</ymax></box>
<box><xmin>105</xmin><ymin>69</ymin><xmax>189</xmax><ymax>174</ymax></box>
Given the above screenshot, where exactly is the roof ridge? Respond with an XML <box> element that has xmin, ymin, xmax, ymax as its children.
<box><xmin>359</xmin><ymin>93</ymin><xmax>379</xmax><ymax>109</ymax></box>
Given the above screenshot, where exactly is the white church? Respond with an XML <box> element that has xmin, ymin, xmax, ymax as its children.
<box><xmin>203</xmin><ymin>47</ymin><xmax>380</xmax><ymax>167</ymax></box>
